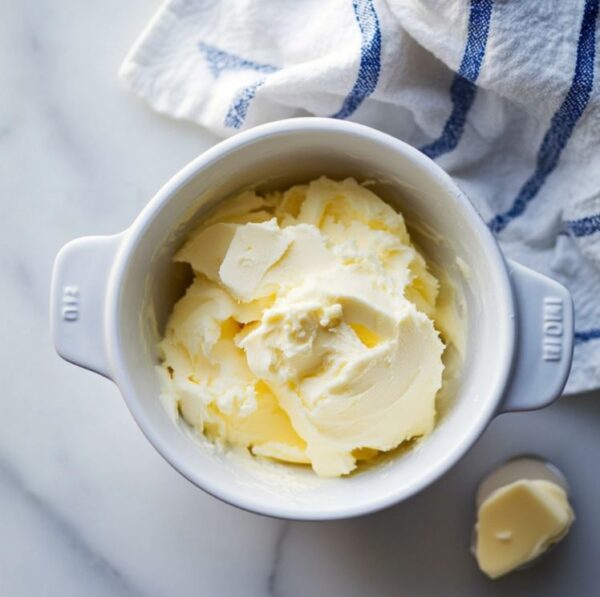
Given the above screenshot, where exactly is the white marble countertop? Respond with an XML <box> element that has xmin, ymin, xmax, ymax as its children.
<box><xmin>3</xmin><ymin>1</ymin><xmax>600</xmax><ymax>595</ymax></box>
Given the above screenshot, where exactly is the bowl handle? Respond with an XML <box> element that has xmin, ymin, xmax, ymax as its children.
<box><xmin>50</xmin><ymin>233</ymin><xmax>124</xmax><ymax>379</ymax></box>
<box><xmin>498</xmin><ymin>260</ymin><xmax>574</xmax><ymax>413</ymax></box>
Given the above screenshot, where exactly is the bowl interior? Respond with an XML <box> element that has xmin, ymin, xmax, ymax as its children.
<box><xmin>112</xmin><ymin>120</ymin><xmax>514</xmax><ymax>519</ymax></box>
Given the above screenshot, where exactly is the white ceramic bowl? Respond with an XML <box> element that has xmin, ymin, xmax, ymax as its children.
<box><xmin>50</xmin><ymin>118</ymin><xmax>573</xmax><ymax>520</ymax></box>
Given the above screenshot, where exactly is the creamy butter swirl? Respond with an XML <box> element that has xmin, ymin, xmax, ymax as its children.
<box><xmin>159</xmin><ymin>177</ymin><xmax>447</xmax><ymax>477</ymax></box>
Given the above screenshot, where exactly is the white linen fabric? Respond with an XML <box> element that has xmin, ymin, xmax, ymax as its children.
<box><xmin>121</xmin><ymin>0</ymin><xmax>600</xmax><ymax>393</ymax></box>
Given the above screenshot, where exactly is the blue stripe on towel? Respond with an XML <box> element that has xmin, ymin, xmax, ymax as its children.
<box><xmin>197</xmin><ymin>42</ymin><xmax>279</xmax><ymax>130</ymax></box>
<box><xmin>331</xmin><ymin>0</ymin><xmax>382</xmax><ymax>119</ymax></box>
<box><xmin>198</xmin><ymin>42</ymin><xmax>278</xmax><ymax>78</ymax></box>
<box><xmin>575</xmin><ymin>328</ymin><xmax>600</xmax><ymax>344</ymax></box>
<box><xmin>420</xmin><ymin>0</ymin><xmax>494</xmax><ymax>159</ymax></box>
<box><xmin>566</xmin><ymin>212</ymin><xmax>600</xmax><ymax>237</ymax></box>
<box><xmin>488</xmin><ymin>0</ymin><xmax>599</xmax><ymax>234</ymax></box>
<box><xmin>224</xmin><ymin>78</ymin><xmax>267</xmax><ymax>129</ymax></box>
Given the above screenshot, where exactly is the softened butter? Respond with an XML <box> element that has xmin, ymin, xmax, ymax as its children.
<box><xmin>158</xmin><ymin>177</ymin><xmax>450</xmax><ymax>477</ymax></box>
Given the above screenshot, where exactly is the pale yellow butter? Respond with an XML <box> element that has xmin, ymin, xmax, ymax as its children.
<box><xmin>475</xmin><ymin>479</ymin><xmax>574</xmax><ymax>579</ymax></box>
<box><xmin>159</xmin><ymin>177</ymin><xmax>450</xmax><ymax>477</ymax></box>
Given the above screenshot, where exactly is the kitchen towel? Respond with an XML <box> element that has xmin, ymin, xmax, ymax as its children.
<box><xmin>120</xmin><ymin>0</ymin><xmax>600</xmax><ymax>393</ymax></box>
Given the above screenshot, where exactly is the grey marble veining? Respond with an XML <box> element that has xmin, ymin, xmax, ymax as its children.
<box><xmin>0</xmin><ymin>459</ymin><xmax>144</xmax><ymax>597</ymax></box>
<box><xmin>2</xmin><ymin>1</ymin><xmax>600</xmax><ymax>596</ymax></box>
<box><xmin>267</xmin><ymin>522</ymin><xmax>291</xmax><ymax>597</ymax></box>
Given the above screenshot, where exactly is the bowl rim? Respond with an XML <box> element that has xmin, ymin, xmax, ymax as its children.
<box><xmin>105</xmin><ymin>117</ymin><xmax>516</xmax><ymax>520</ymax></box>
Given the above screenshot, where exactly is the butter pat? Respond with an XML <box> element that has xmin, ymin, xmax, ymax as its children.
<box><xmin>475</xmin><ymin>479</ymin><xmax>574</xmax><ymax>579</ymax></box>
<box><xmin>159</xmin><ymin>177</ymin><xmax>452</xmax><ymax>477</ymax></box>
